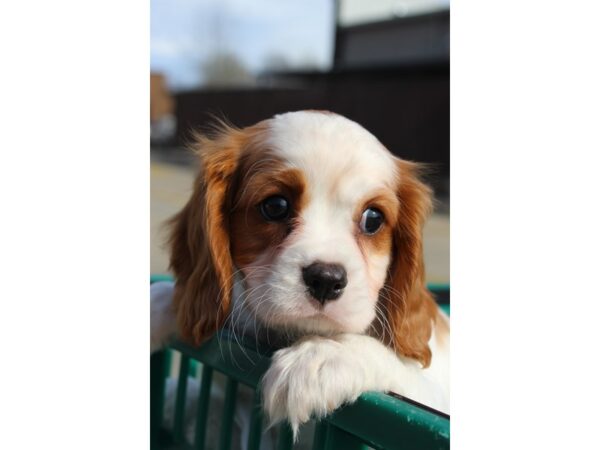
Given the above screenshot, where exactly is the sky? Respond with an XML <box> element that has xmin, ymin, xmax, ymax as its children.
<box><xmin>151</xmin><ymin>0</ymin><xmax>335</xmax><ymax>91</ymax></box>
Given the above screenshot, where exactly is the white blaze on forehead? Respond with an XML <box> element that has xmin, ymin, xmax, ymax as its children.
<box><xmin>266</xmin><ymin>111</ymin><xmax>398</xmax><ymax>203</ymax></box>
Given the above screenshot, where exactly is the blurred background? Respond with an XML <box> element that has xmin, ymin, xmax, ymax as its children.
<box><xmin>151</xmin><ymin>0</ymin><xmax>449</xmax><ymax>284</ymax></box>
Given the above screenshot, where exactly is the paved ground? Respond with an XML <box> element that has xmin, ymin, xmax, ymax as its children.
<box><xmin>151</xmin><ymin>157</ymin><xmax>195</xmax><ymax>275</ymax></box>
<box><xmin>151</xmin><ymin>151</ymin><xmax>449</xmax><ymax>283</ymax></box>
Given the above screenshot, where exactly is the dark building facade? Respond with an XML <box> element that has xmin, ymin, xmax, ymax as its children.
<box><xmin>173</xmin><ymin>10</ymin><xmax>449</xmax><ymax>179</ymax></box>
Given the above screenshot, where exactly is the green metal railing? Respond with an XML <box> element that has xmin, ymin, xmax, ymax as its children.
<box><xmin>150</xmin><ymin>276</ymin><xmax>450</xmax><ymax>450</ymax></box>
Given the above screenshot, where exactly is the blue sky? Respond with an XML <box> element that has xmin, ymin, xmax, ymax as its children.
<box><xmin>151</xmin><ymin>0</ymin><xmax>335</xmax><ymax>91</ymax></box>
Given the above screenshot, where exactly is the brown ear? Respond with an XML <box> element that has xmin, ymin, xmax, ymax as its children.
<box><xmin>382</xmin><ymin>160</ymin><xmax>439</xmax><ymax>367</ymax></box>
<box><xmin>168</xmin><ymin>130</ymin><xmax>241</xmax><ymax>346</ymax></box>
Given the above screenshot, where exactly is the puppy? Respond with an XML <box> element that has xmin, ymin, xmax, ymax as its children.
<box><xmin>157</xmin><ymin>110</ymin><xmax>449</xmax><ymax>436</ymax></box>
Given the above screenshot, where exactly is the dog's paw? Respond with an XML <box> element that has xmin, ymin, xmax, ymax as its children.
<box><xmin>261</xmin><ymin>336</ymin><xmax>366</xmax><ymax>436</ymax></box>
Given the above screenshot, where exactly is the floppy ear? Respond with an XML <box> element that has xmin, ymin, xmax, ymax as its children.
<box><xmin>168</xmin><ymin>131</ymin><xmax>241</xmax><ymax>346</ymax></box>
<box><xmin>382</xmin><ymin>159</ymin><xmax>439</xmax><ymax>368</ymax></box>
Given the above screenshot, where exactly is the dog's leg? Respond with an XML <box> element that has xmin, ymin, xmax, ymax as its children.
<box><xmin>261</xmin><ymin>333</ymin><xmax>448</xmax><ymax>437</ymax></box>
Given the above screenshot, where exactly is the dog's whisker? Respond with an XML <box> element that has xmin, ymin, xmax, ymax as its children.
<box><xmin>229</xmin><ymin>282</ymin><xmax>275</xmax><ymax>367</ymax></box>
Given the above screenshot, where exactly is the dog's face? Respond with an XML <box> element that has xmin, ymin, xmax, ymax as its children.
<box><xmin>229</xmin><ymin>112</ymin><xmax>399</xmax><ymax>334</ymax></box>
<box><xmin>169</xmin><ymin>111</ymin><xmax>438</xmax><ymax>366</ymax></box>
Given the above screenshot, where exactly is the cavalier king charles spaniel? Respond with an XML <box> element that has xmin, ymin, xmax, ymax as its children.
<box><xmin>152</xmin><ymin>110</ymin><xmax>449</xmax><ymax>436</ymax></box>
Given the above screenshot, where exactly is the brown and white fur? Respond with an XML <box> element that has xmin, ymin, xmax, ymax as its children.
<box><xmin>152</xmin><ymin>110</ymin><xmax>449</xmax><ymax>436</ymax></box>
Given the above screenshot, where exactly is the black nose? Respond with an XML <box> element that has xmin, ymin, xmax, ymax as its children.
<box><xmin>302</xmin><ymin>262</ymin><xmax>348</xmax><ymax>304</ymax></box>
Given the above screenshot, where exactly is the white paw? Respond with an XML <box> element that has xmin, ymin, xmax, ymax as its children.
<box><xmin>261</xmin><ymin>337</ymin><xmax>366</xmax><ymax>436</ymax></box>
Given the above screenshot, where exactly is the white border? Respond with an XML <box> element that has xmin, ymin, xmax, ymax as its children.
<box><xmin>452</xmin><ymin>0</ymin><xmax>600</xmax><ymax>447</ymax></box>
<box><xmin>1</xmin><ymin>1</ymin><xmax>149</xmax><ymax>448</ymax></box>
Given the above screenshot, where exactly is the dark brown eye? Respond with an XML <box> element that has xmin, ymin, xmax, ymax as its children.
<box><xmin>360</xmin><ymin>208</ymin><xmax>384</xmax><ymax>235</ymax></box>
<box><xmin>260</xmin><ymin>196</ymin><xmax>290</xmax><ymax>221</ymax></box>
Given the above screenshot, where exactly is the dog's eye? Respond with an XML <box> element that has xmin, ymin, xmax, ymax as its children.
<box><xmin>260</xmin><ymin>196</ymin><xmax>290</xmax><ymax>221</ymax></box>
<box><xmin>360</xmin><ymin>208</ymin><xmax>384</xmax><ymax>235</ymax></box>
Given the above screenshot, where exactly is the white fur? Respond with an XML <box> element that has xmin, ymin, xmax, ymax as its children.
<box><xmin>423</xmin><ymin>313</ymin><xmax>450</xmax><ymax>402</ymax></box>
<box><xmin>262</xmin><ymin>332</ymin><xmax>449</xmax><ymax>436</ymax></box>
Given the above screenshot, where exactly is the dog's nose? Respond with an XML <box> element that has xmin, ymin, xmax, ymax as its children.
<box><xmin>302</xmin><ymin>262</ymin><xmax>348</xmax><ymax>304</ymax></box>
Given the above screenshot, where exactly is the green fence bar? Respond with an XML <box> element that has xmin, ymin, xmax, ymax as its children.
<box><xmin>150</xmin><ymin>351</ymin><xmax>168</xmax><ymax>449</ymax></box>
<box><xmin>171</xmin><ymin>339</ymin><xmax>271</xmax><ymax>388</ymax></box>
<box><xmin>325</xmin><ymin>425</ymin><xmax>368</xmax><ymax>450</ymax></box>
<box><xmin>173</xmin><ymin>354</ymin><xmax>191</xmax><ymax>443</ymax></box>
<box><xmin>327</xmin><ymin>392</ymin><xmax>450</xmax><ymax>450</ymax></box>
<box><xmin>312</xmin><ymin>421</ymin><xmax>330</xmax><ymax>450</ymax></box>
<box><xmin>246</xmin><ymin>390</ymin><xmax>264</xmax><ymax>450</ymax></box>
<box><xmin>276</xmin><ymin>423</ymin><xmax>294</xmax><ymax>450</ymax></box>
<box><xmin>193</xmin><ymin>365</ymin><xmax>214</xmax><ymax>450</ymax></box>
<box><xmin>218</xmin><ymin>378</ymin><xmax>239</xmax><ymax>450</ymax></box>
